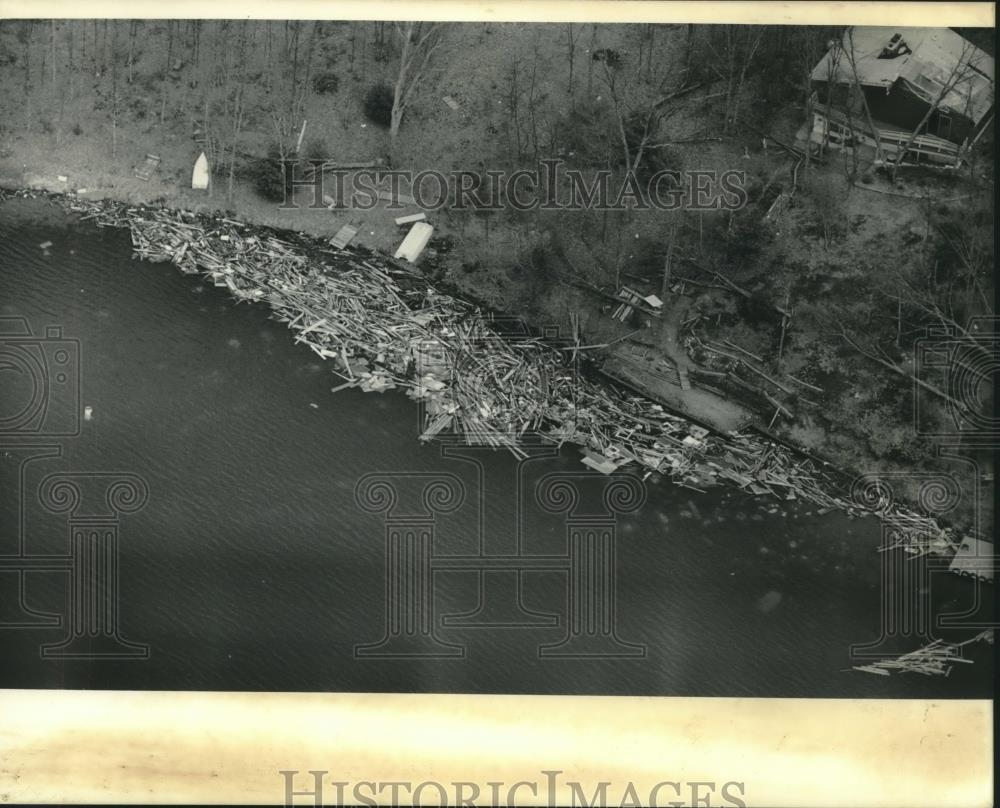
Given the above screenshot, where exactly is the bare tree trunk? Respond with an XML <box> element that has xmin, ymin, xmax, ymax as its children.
<box><xmin>50</xmin><ymin>20</ymin><xmax>57</xmax><ymax>87</ymax></box>
<box><xmin>389</xmin><ymin>22</ymin><xmax>443</xmax><ymax>143</ymax></box>
<box><xmin>21</xmin><ymin>22</ymin><xmax>33</xmax><ymax>131</ymax></box>
<box><xmin>111</xmin><ymin>22</ymin><xmax>119</xmax><ymax>160</ymax></box>
<box><xmin>300</xmin><ymin>21</ymin><xmax>319</xmax><ymax>111</ymax></box>
<box><xmin>67</xmin><ymin>20</ymin><xmax>74</xmax><ymax>100</ymax></box>
<box><xmin>565</xmin><ymin>24</ymin><xmax>576</xmax><ymax>102</ymax></box>
<box><xmin>660</xmin><ymin>226</ymin><xmax>675</xmax><ymax>301</ymax></box>
<box><xmin>287</xmin><ymin>21</ymin><xmax>301</xmax><ymax>121</ymax></box>
<box><xmin>836</xmin><ymin>328</ymin><xmax>968</xmax><ymax>412</ymax></box>
<box><xmin>586</xmin><ymin>24</ymin><xmax>596</xmax><ymax>97</ymax></box>
<box><xmin>264</xmin><ymin>22</ymin><xmax>273</xmax><ymax>93</ymax></box>
<box><xmin>126</xmin><ymin>20</ymin><xmax>137</xmax><ymax>84</ymax></box>
<box><xmin>777</xmin><ymin>285</ymin><xmax>792</xmax><ymax>363</ymax></box>
<box><xmin>204</xmin><ymin>92</ymin><xmax>212</xmax><ymax>196</ymax></box>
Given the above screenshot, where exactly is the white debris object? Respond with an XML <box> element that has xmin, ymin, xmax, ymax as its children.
<box><xmin>393</xmin><ymin>222</ymin><xmax>434</xmax><ymax>263</ymax></box>
<box><xmin>394</xmin><ymin>212</ymin><xmax>427</xmax><ymax>226</ymax></box>
<box><xmin>84</xmin><ymin>406</ymin><xmax>93</xmax><ymax>421</ymax></box>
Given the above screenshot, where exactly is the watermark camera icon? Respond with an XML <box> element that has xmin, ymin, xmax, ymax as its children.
<box><xmin>0</xmin><ymin>316</ymin><xmax>81</xmax><ymax>437</ymax></box>
<box><xmin>913</xmin><ymin>317</ymin><xmax>999</xmax><ymax>439</ymax></box>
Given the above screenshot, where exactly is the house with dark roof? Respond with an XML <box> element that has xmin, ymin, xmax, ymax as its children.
<box><xmin>807</xmin><ymin>27</ymin><xmax>994</xmax><ymax>167</ymax></box>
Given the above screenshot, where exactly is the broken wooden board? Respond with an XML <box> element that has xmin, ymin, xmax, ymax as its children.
<box><xmin>329</xmin><ymin>225</ymin><xmax>359</xmax><ymax>250</ymax></box>
<box><xmin>133</xmin><ymin>154</ymin><xmax>161</xmax><ymax>182</ymax></box>
<box><xmin>677</xmin><ymin>366</ymin><xmax>691</xmax><ymax>391</ymax></box>
<box><xmin>394</xmin><ymin>212</ymin><xmax>427</xmax><ymax>226</ymax></box>
<box><xmin>580</xmin><ymin>449</ymin><xmax>620</xmax><ymax>475</ymax></box>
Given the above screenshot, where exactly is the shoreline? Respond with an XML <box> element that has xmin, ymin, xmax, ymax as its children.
<box><xmin>1</xmin><ymin>187</ymin><xmax>974</xmax><ymax>548</ymax></box>
<box><xmin>2</xmin><ymin>155</ymin><xmax>990</xmax><ymax>534</ymax></box>
<box><xmin>4</xmin><ymin>184</ymin><xmax>994</xmax><ymax>676</ymax></box>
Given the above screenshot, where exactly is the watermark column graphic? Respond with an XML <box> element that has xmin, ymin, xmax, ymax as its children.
<box><xmin>354</xmin><ymin>472</ymin><xmax>466</xmax><ymax>658</ymax></box>
<box><xmin>934</xmin><ymin>447</ymin><xmax>996</xmax><ymax>629</ymax></box>
<box><xmin>35</xmin><ymin>473</ymin><xmax>150</xmax><ymax>659</ymax></box>
<box><xmin>849</xmin><ymin>472</ymin><xmax>959</xmax><ymax>659</ymax></box>
<box><xmin>354</xmin><ymin>467</ymin><xmax>648</xmax><ymax>660</ymax></box>
<box><xmin>412</xmin><ymin>317</ymin><xmax>580</xmax><ymax>630</ymax></box>
<box><xmin>0</xmin><ymin>444</ymin><xmax>63</xmax><ymax>628</ymax></box>
<box><xmin>353</xmin><ymin>313</ymin><xmax>646</xmax><ymax>658</ymax></box>
<box><xmin>0</xmin><ymin>315</ymin><xmax>150</xmax><ymax>660</ymax></box>
<box><xmin>535</xmin><ymin>472</ymin><xmax>646</xmax><ymax>658</ymax></box>
<box><xmin>851</xmin><ymin>316</ymin><xmax>998</xmax><ymax>663</ymax></box>
<box><xmin>437</xmin><ymin>444</ymin><xmax>562</xmax><ymax>630</ymax></box>
<box><xmin>913</xmin><ymin>317</ymin><xmax>999</xmax><ymax>440</ymax></box>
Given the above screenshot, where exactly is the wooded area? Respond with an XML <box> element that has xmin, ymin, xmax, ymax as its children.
<box><xmin>0</xmin><ymin>20</ymin><xmax>993</xmax><ymax>532</ymax></box>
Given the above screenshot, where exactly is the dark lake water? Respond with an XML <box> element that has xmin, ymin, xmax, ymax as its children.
<box><xmin>0</xmin><ymin>200</ymin><xmax>992</xmax><ymax>696</ymax></box>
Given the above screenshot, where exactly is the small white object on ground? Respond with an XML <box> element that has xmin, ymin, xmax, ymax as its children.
<box><xmin>84</xmin><ymin>406</ymin><xmax>93</xmax><ymax>421</ymax></box>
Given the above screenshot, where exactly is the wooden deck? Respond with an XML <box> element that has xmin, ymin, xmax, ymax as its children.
<box><xmin>811</xmin><ymin>108</ymin><xmax>963</xmax><ymax>166</ymax></box>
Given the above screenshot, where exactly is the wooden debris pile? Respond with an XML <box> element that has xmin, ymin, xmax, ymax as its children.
<box><xmin>4</xmin><ymin>189</ymin><xmax>974</xmax><ymax>564</ymax></box>
<box><xmin>852</xmin><ymin>631</ymin><xmax>993</xmax><ymax>677</ymax></box>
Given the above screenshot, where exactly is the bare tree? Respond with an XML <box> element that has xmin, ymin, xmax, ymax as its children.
<box><xmin>597</xmin><ymin>47</ymin><xmax>685</xmax><ymax>174</ymax></box>
<box><xmin>703</xmin><ymin>25</ymin><xmax>765</xmax><ymax>131</ymax></box>
<box><xmin>389</xmin><ymin>22</ymin><xmax>444</xmax><ymax>141</ymax></box>
<box><xmin>17</xmin><ymin>21</ymin><xmax>33</xmax><ymax>130</ymax></box>
<box><xmin>844</xmin><ymin>28</ymin><xmax>884</xmax><ymax>165</ymax></box>
<box><xmin>660</xmin><ymin>216</ymin><xmax>681</xmax><ymax>302</ymax></box>
<box><xmin>50</xmin><ymin>20</ymin><xmax>57</xmax><ymax>87</ymax></box>
<box><xmin>226</xmin><ymin>22</ymin><xmax>250</xmax><ymax>205</ymax></box>
<box><xmin>586</xmin><ymin>23</ymin><xmax>597</xmax><ymax>97</ymax></box>
<box><xmin>110</xmin><ymin>21</ymin><xmax>119</xmax><ymax>160</ymax></box>
<box><xmin>564</xmin><ymin>24</ymin><xmax>581</xmax><ymax>103</ymax></box>
<box><xmin>502</xmin><ymin>34</ymin><xmax>547</xmax><ymax>164</ymax></box>
<box><xmin>830</xmin><ymin>319</ymin><xmax>970</xmax><ymax>414</ymax></box>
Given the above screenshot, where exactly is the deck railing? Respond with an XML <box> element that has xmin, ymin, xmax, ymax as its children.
<box><xmin>811</xmin><ymin>107</ymin><xmax>963</xmax><ymax>167</ymax></box>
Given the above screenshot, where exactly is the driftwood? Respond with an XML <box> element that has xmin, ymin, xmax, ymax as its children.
<box><xmin>852</xmin><ymin>631</ymin><xmax>993</xmax><ymax>677</ymax></box>
<box><xmin>3</xmin><ymin>187</ymin><xmax>978</xmax><ymax>579</ymax></box>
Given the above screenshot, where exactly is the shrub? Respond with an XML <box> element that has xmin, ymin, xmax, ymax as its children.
<box><xmin>245</xmin><ymin>146</ymin><xmax>290</xmax><ymax>202</ymax></box>
<box><xmin>71</xmin><ymin>122</ymin><xmax>83</xmax><ymax>136</ymax></box>
<box><xmin>363</xmin><ymin>83</ymin><xmax>394</xmax><ymax>128</ymax></box>
<box><xmin>311</xmin><ymin>71</ymin><xmax>340</xmax><ymax>94</ymax></box>
<box><xmin>303</xmin><ymin>138</ymin><xmax>330</xmax><ymax>162</ymax></box>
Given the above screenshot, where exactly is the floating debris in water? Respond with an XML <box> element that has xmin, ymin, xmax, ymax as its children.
<box><xmin>851</xmin><ymin>631</ymin><xmax>993</xmax><ymax>677</ymax></box>
<box><xmin>13</xmin><ymin>187</ymin><xmax>970</xmax><ymax>578</ymax></box>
